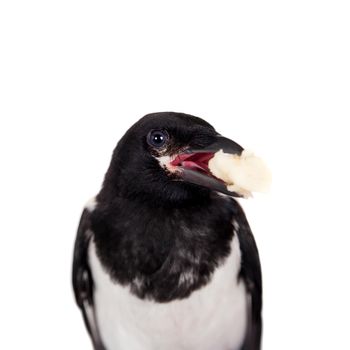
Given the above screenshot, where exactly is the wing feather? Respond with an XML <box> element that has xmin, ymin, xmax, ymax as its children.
<box><xmin>72</xmin><ymin>209</ymin><xmax>106</xmax><ymax>350</ymax></box>
<box><xmin>234</xmin><ymin>202</ymin><xmax>263</xmax><ymax>350</ymax></box>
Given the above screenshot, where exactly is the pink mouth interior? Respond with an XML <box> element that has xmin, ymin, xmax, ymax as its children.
<box><xmin>170</xmin><ymin>152</ymin><xmax>215</xmax><ymax>173</ymax></box>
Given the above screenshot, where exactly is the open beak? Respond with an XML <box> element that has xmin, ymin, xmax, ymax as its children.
<box><xmin>170</xmin><ymin>136</ymin><xmax>244</xmax><ymax>197</ymax></box>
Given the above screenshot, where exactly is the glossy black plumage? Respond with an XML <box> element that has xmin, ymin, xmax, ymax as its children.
<box><xmin>72</xmin><ymin>112</ymin><xmax>263</xmax><ymax>350</ymax></box>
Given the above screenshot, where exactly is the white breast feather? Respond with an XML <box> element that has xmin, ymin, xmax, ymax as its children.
<box><xmin>89</xmin><ymin>229</ymin><xmax>247</xmax><ymax>350</ymax></box>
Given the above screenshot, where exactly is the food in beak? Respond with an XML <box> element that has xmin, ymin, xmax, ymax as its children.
<box><xmin>208</xmin><ymin>150</ymin><xmax>271</xmax><ymax>198</ymax></box>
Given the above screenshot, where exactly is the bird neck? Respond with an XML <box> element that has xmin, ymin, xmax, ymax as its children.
<box><xmin>91</xmin><ymin>193</ymin><xmax>239</xmax><ymax>302</ymax></box>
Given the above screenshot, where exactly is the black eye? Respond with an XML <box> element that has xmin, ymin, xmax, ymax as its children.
<box><xmin>147</xmin><ymin>130</ymin><xmax>169</xmax><ymax>148</ymax></box>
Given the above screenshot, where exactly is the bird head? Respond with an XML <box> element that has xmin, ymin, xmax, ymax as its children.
<box><xmin>100</xmin><ymin>112</ymin><xmax>244</xmax><ymax>205</ymax></box>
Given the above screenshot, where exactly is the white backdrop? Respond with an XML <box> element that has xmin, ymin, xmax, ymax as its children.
<box><xmin>1</xmin><ymin>1</ymin><xmax>349</xmax><ymax>349</ymax></box>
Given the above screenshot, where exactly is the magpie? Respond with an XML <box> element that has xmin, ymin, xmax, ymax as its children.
<box><xmin>72</xmin><ymin>112</ymin><xmax>262</xmax><ymax>350</ymax></box>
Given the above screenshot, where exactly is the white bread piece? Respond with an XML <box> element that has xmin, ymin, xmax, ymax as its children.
<box><xmin>208</xmin><ymin>150</ymin><xmax>271</xmax><ymax>198</ymax></box>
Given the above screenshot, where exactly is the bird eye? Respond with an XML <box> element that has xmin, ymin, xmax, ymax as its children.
<box><xmin>147</xmin><ymin>130</ymin><xmax>169</xmax><ymax>148</ymax></box>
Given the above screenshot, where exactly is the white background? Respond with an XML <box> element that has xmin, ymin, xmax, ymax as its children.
<box><xmin>0</xmin><ymin>1</ymin><xmax>349</xmax><ymax>349</ymax></box>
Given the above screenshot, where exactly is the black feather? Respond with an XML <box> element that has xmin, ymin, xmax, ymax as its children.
<box><xmin>72</xmin><ymin>209</ymin><xmax>106</xmax><ymax>350</ymax></box>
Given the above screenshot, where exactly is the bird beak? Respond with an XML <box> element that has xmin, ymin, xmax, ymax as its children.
<box><xmin>170</xmin><ymin>136</ymin><xmax>244</xmax><ymax>197</ymax></box>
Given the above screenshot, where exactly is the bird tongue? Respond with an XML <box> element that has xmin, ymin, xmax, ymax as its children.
<box><xmin>171</xmin><ymin>152</ymin><xmax>215</xmax><ymax>173</ymax></box>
